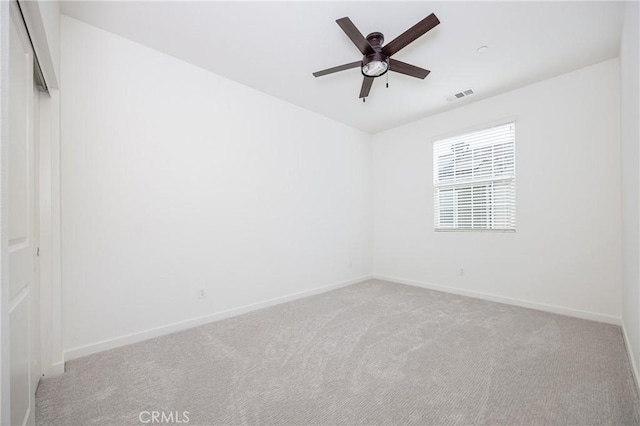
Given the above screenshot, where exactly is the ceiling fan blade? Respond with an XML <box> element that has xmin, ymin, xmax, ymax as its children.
<box><xmin>389</xmin><ymin>59</ymin><xmax>431</xmax><ymax>79</ymax></box>
<box><xmin>359</xmin><ymin>76</ymin><xmax>374</xmax><ymax>98</ymax></box>
<box><xmin>336</xmin><ymin>17</ymin><xmax>375</xmax><ymax>56</ymax></box>
<box><xmin>382</xmin><ymin>13</ymin><xmax>440</xmax><ymax>57</ymax></box>
<box><xmin>313</xmin><ymin>61</ymin><xmax>362</xmax><ymax>77</ymax></box>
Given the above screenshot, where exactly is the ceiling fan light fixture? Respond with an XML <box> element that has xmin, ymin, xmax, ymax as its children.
<box><xmin>362</xmin><ymin>60</ymin><xmax>389</xmax><ymax>77</ymax></box>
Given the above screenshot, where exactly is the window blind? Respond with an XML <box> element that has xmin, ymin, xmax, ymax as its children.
<box><xmin>433</xmin><ymin>121</ymin><xmax>516</xmax><ymax>231</ymax></box>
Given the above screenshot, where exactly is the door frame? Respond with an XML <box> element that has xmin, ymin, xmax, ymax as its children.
<box><xmin>37</xmin><ymin>86</ymin><xmax>62</xmax><ymax>378</ymax></box>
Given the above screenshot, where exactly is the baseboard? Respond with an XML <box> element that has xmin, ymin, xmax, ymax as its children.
<box><xmin>47</xmin><ymin>361</ymin><xmax>65</xmax><ymax>377</ymax></box>
<box><xmin>64</xmin><ymin>275</ymin><xmax>373</xmax><ymax>361</ymax></box>
<box><xmin>40</xmin><ymin>359</ymin><xmax>65</xmax><ymax>378</ymax></box>
<box><xmin>621</xmin><ymin>319</ymin><xmax>640</xmax><ymax>392</ymax></box>
<box><xmin>374</xmin><ymin>274</ymin><xmax>621</xmax><ymax>325</ymax></box>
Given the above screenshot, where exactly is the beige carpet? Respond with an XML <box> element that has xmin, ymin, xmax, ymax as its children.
<box><xmin>37</xmin><ymin>279</ymin><xmax>640</xmax><ymax>425</ymax></box>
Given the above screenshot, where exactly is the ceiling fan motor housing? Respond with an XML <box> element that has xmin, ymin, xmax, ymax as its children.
<box><xmin>366</xmin><ymin>32</ymin><xmax>385</xmax><ymax>50</ymax></box>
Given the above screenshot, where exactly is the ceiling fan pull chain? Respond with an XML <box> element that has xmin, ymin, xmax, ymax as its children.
<box><xmin>386</xmin><ymin>63</ymin><xmax>389</xmax><ymax>88</ymax></box>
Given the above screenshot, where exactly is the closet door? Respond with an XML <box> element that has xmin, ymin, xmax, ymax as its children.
<box><xmin>8</xmin><ymin>2</ymin><xmax>39</xmax><ymax>425</ymax></box>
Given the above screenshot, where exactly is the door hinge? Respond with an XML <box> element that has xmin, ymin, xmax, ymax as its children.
<box><xmin>36</xmin><ymin>247</ymin><xmax>40</xmax><ymax>257</ymax></box>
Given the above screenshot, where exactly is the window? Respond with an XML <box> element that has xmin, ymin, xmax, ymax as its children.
<box><xmin>433</xmin><ymin>121</ymin><xmax>516</xmax><ymax>231</ymax></box>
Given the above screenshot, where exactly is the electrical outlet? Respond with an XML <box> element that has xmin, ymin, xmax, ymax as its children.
<box><xmin>198</xmin><ymin>287</ymin><xmax>206</xmax><ymax>299</ymax></box>
<box><xmin>459</xmin><ymin>268</ymin><xmax>465</xmax><ymax>276</ymax></box>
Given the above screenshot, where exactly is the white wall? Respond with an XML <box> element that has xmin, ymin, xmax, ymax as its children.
<box><xmin>620</xmin><ymin>0</ymin><xmax>640</xmax><ymax>383</ymax></box>
<box><xmin>60</xmin><ymin>16</ymin><xmax>373</xmax><ymax>358</ymax></box>
<box><xmin>373</xmin><ymin>59</ymin><xmax>622</xmax><ymax>322</ymax></box>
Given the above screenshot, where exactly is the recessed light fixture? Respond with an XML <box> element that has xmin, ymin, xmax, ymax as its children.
<box><xmin>477</xmin><ymin>45</ymin><xmax>489</xmax><ymax>54</ymax></box>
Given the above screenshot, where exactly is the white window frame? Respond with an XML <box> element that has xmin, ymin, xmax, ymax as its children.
<box><xmin>433</xmin><ymin>118</ymin><xmax>516</xmax><ymax>232</ymax></box>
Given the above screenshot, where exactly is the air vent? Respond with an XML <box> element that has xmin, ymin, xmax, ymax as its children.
<box><xmin>446</xmin><ymin>88</ymin><xmax>475</xmax><ymax>102</ymax></box>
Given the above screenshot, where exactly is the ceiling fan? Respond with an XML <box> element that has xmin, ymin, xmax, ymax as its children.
<box><xmin>313</xmin><ymin>13</ymin><xmax>440</xmax><ymax>101</ymax></box>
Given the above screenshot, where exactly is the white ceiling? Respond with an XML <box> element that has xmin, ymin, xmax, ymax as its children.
<box><xmin>60</xmin><ymin>1</ymin><xmax>626</xmax><ymax>134</ymax></box>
